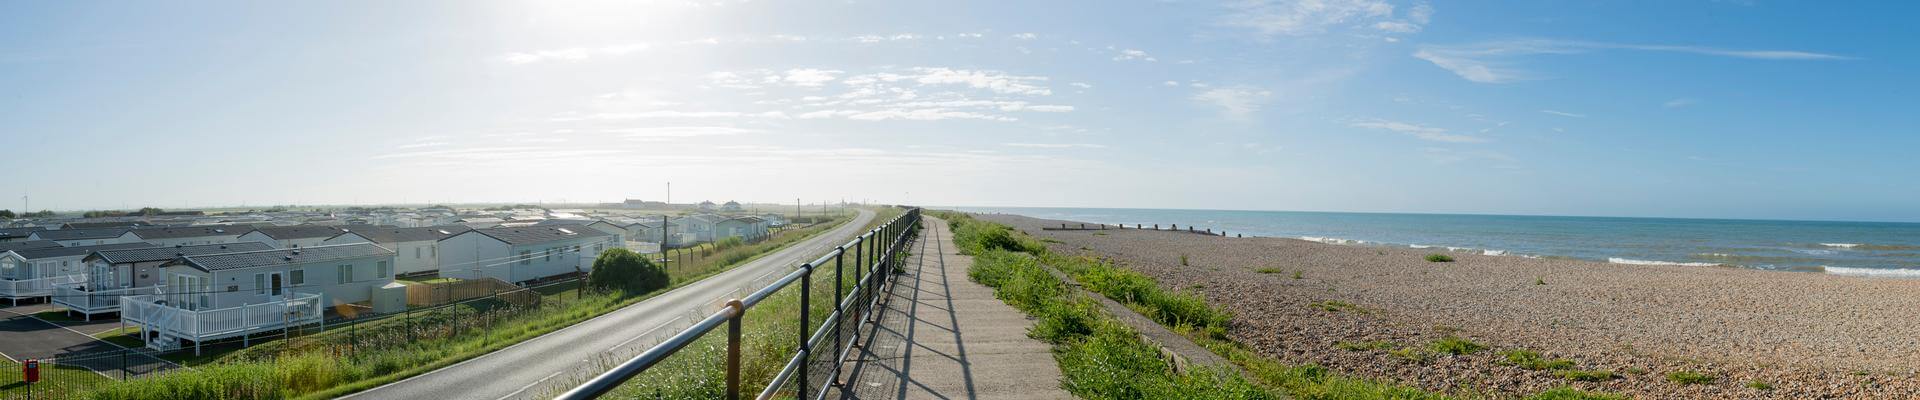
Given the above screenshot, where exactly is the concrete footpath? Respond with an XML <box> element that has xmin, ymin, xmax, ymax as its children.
<box><xmin>827</xmin><ymin>216</ymin><xmax>1071</xmax><ymax>400</ymax></box>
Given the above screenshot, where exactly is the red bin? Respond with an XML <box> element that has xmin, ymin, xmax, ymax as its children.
<box><xmin>22</xmin><ymin>359</ymin><xmax>38</xmax><ymax>383</ymax></box>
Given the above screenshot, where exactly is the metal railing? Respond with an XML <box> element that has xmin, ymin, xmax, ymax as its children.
<box><xmin>556</xmin><ymin>207</ymin><xmax>921</xmax><ymax>400</ymax></box>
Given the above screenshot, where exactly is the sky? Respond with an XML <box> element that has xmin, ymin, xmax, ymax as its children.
<box><xmin>3</xmin><ymin>1</ymin><xmax>1917</xmax><ymax>222</ymax></box>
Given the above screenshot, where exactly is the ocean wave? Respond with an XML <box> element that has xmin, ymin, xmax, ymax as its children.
<box><xmin>1409</xmin><ymin>244</ymin><xmax>1432</xmax><ymax>249</ymax></box>
<box><xmin>1299</xmin><ymin>236</ymin><xmax>1366</xmax><ymax>245</ymax></box>
<box><xmin>1482</xmin><ymin>250</ymin><xmax>1509</xmax><ymax>256</ymax></box>
<box><xmin>1789</xmin><ymin>249</ymin><xmax>1838</xmax><ymax>256</ymax></box>
<box><xmin>1822</xmin><ymin>266</ymin><xmax>1920</xmax><ymax>278</ymax></box>
<box><xmin>1820</xmin><ymin>243</ymin><xmax>1862</xmax><ymax>248</ymax></box>
<box><xmin>1695</xmin><ymin>253</ymin><xmax>1736</xmax><ymax>258</ymax></box>
<box><xmin>1607</xmin><ymin>258</ymin><xmax>1723</xmax><ymax>267</ymax></box>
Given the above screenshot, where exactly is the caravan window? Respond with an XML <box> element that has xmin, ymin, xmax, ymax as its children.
<box><xmin>337</xmin><ymin>265</ymin><xmax>353</xmax><ymax>284</ymax></box>
<box><xmin>290</xmin><ymin>270</ymin><xmax>305</xmax><ymax>285</ymax></box>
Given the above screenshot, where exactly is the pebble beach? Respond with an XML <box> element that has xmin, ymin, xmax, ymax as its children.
<box><xmin>977</xmin><ymin>213</ymin><xmax>1920</xmax><ymax>399</ymax></box>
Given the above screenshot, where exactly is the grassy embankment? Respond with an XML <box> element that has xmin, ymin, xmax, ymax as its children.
<box><xmin>70</xmin><ymin>210</ymin><xmax>873</xmax><ymax>400</ymax></box>
<box><xmin>931</xmin><ymin>211</ymin><xmax>1627</xmax><ymax>400</ymax></box>
<box><xmin>594</xmin><ymin>207</ymin><xmax>908</xmax><ymax>398</ymax></box>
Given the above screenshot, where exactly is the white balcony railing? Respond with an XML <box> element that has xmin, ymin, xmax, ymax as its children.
<box><xmin>0</xmin><ymin>274</ymin><xmax>86</xmax><ymax>298</ymax></box>
<box><xmin>53</xmin><ymin>284</ymin><xmax>165</xmax><ymax>314</ymax></box>
<box><xmin>122</xmin><ymin>292</ymin><xmax>324</xmax><ymax>345</ymax></box>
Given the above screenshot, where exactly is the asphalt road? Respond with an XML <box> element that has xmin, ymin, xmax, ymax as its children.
<box><xmin>345</xmin><ymin>209</ymin><xmax>877</xmax><ymax>400</ymax></box>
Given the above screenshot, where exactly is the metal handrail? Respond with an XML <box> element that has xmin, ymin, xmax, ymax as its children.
<box><xmin>556</xmin><ymin>207</ymin><xmax>921</xmax><ymax>400</ymax></box>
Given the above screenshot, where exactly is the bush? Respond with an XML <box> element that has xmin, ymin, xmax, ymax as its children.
<box><xmin>1525</xmin><ymin>387</ymin><xmax>1626</xmax><ymax>400</ymax></box>
<box><xmin>1499</xmin><ymin>349</ymin><xmax>1576</xmax><ymax>371</ymax></box>
<box><xmin>1429</xmin><ymin>336</ymin><xmax>1484</xmax><ymax>355</ymax></box>
<box><xmin>1424</xmin><ymin>254</ymin><xmax>1455</xmax><ymax>262</ymax></box>
<box><xmin>1666</xmin><ymin>371</ymin><xmax>1714</xmax><ymax>385</ymax></box>
<box><xmin>1556</xmin><ymin>369</ymin><xmax>1619</xmax><ymax>382</ymax></box>
<box><xmin>589</xmin><ymin>248</ymin><xmax>669</xmax><ymax>294</ymax></box>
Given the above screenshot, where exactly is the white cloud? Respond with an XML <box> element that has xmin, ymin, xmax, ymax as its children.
<box><xmin>852</xmin><ymin>33</ymin><xmax>920</xmax><ymax>43</ymax></box>
<box><xmin>1114</xmin><ymin>48</ymin><xmax>1156</xmax><ymax>62</ymax></box>
<box><xmin>846</xmin><ymin>109</ymin><xmax>1016</xmax><ymax>122</ymax></box>
<box><xmin>396</xmin><ymin>141</ymin><xmax>449</xmax><ymax>149</ymax></box>
<box><xmin>1350</xmin><ymin>120</ymin><xmax>1487</xmax><ymax>143</ymax></box>
<box><xmin>782</xmin><ymin>68</ymin><xmax>843</xmax><ymax>87</ymax></box>
<box><xmin>1069</xmin><ymin>82</ymin><xmax>1094</xmax><ymax>89</ymax></box>
<box><xmin>1003</xmin><ymin>143</ymin><xmax>1107</xmax><ymax>149</ymax></box>
<box><xmin>607</xmin><ymin>126</ymin><xmax>761</xmax><ymax>140</ymax></box>
<box><xmin>1415</xmin><ymin>39</ymin><xmax>1850</xmax><ymax>83</ymax></box>
<box><xmin>1663</xmin><ymin>98</ymin><xmax>1700</xmax><ymax>108</ymax></box>
<box><xmin>1011</xmin><ymin>33</ymin><xmax>1038</xmax><ymax>40</ymax></box>
<box><xmin>553</xmin><ymin>110</ymin><xmax>790</xmax><ymax>121</ymax></box>
<box><xmin>1373</xmin><ymin>21</ymin><xmax>1421</xmax><ymax>33</ymax></box>
<box><xmin>1163</xmin><ymin>81</ymin><xmax>1181</xmax><ymax>87</ymax></box>
<box><xmin>502</xmin><ymin>44</ymin><xmax>650</xmax><ymax>64</ymax></box>
<box><xmin>1539</xmin><ymin>109</ymin><xmax>1587</xmax><ymax>118</ymax></box>
<box><xmin>1221</xmin><ymin>0</ymin><xmax>1410</xmax><ymax>37</ymax></box>
<box><xmin>1192</xmin><ymin>86</ymin><xmax>1273</xmax><ymax>118</ymax></box>
<box><xmin>845</xmin><ymin>67</ymin><xmax>1052</xmax><ymax>96</ymax></box>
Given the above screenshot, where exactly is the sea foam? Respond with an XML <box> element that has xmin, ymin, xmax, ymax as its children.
<box><xmin>1823</xmin><ymin>266</ymin><xmax>1920</xmax><ymax>278</ymax></box>
<box><xmin>1820</xmin><ymin>243</ymin><xmax>1863</xmax><ymax>248</ymax></box>
<box><xmin>1299</xmin><ymin>236</ymin><xmax>1366</xmax><ymax>245</ymax></box>
<box><xmin>1607</xmin><ymin>258</ymin><xmax>1721</xmax><ymax>267</ymax></box>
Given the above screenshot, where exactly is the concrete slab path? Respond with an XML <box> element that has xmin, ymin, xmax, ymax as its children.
<box><xmin>826</xmin><ymin>216</ymin><xmax>1071</xmax><ymax>400</ymax></box>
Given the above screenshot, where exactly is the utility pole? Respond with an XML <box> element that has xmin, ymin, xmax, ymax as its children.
<box><xmin>795</xmin><ymin>198</ymin><xmax>801</xmax><ymax>221</ymax></box>
<box><xmin>666</xmin><ymin>182</ymin><xmax>672</xmax><ymax>205</ymax></box>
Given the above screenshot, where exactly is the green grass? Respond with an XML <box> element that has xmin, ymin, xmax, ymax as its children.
<box><xmin>1745</xmin><ymin>380</ymin><xmax>1774</xmax><ymax>390</ymax></box>
<box><xmin>1180</xmin><ymin>254</ymin><xmax>1190</xmax><ymax>266</ymax></box>
<box><xmin>1524</xmin><ymin>387</ymin><xmax>1627</xmax><ymax>400</ymax></box>
<box><xmin>1554</xmin><ymin>369</ymin><xmax>1620</xmax><ymax>382</ymax></box>
<box><xmin>75</xmin><ymin>210</ymin><xmax>878</xmax><ymax>400</ymax></box>
<box><xmin>1</xmin><ymin>358</ymin><xmax>115</xmax><ymax>399</ymax></box>
<box><xmin>1388</xmin><ymin>347</ymin><xmax>1436</xmax><ymax>363</ymax></box>
<box><xmin>1292</xmin><ymin>271</ymin><xmax>1303</xmax><ymax>280</ymax></box>
<box><xmin>1428</xmin><ymin>336</ymin><xmax>1485</xmax><ymax>356</ymax></box>
<box><xmin>1498</xmin><ymin>349</ymin><xmax>1575</xmax><ymax>371</ymax></box>
<box><xmin>1255</xmin><ymin>267</ymin><xmax>1284</xmax><ymax>274</ymax></box>
<box><xmin>1666</xmin><ymin>370</ymin><xmax>1715</xmax><ymax>385</ymax></box>
<box><xmin>1424</xmin><ymin>254</ymin><xmax>1456</xmax><ymax>263</ymax></box>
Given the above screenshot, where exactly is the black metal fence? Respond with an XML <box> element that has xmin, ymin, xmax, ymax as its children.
<box><xmin>555</xmin><ymin>207</ymin><xmax>922</xmax><ymax>400</ymax></box>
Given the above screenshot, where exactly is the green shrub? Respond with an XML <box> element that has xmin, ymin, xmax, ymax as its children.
<box><xmin>1424</xmin><ymin>254</ymin><xmax>1455</xmax><ymax>262</ymax></box>
<box><xmin>1746</xmin><ymin>380</ymin><xmax>1773</xmax><ymax>390</ymax></box>
<box><xmin>1499</xmin><ymin>349</ymin><xmax>1575</xmax><ymax>371</ymax></box>
<box><xmin>1525</xmin><ymin>387</ymin><xmax>1627</xmax><ymax>400</ymax></box>
<box><xmin>1666</xmin><ymin>370</ymin><xmax>1714</xmax><ymax>385</ymax></box>
<box><xmin>588</xmin><ymin>248</ymin><xmax>669</xmax><ymax>294</ymax></box>
<box><xmin>1388</xmin><ymin>347</ymin><xmax>1434</xmax><ymax>363</ymax></box>
<box><xmin>1429</xmin><ymin>336</ymin><xmax>1484</xmax><ymax>355</ymax></box>
<box><xmin>1555</xmin><ymin>369</ymin><xmax>1619</xmax><ymax>382</ymax></box>
<box><xmin>1255</xmin><ymin>267</ymin><xmax>1283</xmax><ymax>274</ymax></box>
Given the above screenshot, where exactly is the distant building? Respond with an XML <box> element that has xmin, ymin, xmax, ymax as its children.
<box><xmin>698</xmin><ymin>201</ymin><xmax>717</xmax><ymax>212</ymax></box>
<box><xmin>675</xmin><ymin>214</ymin><xmax>725</xmax><ymax>243</ymax></box>
<box><xmin>322</xmin><ymin>225</ymin><xmax>470</xmax><ymax>277</ymax></box>
<box><xmin>721</xmin><ymin>201</ymin><xmax>743</xmax><ymax>212</ymax></box>
<box><xmin>438</xmin><ymin>224</ymin><xmax>615</xmax><ymax>284</ymax></box>
<box><xmin>0</xmin><ymin>227</ymin><xmax>46</xmax><ymax>243</ymax></box>
<box><xmin>129</xmin><ymin>225</ymin><xmax>252</xmax><ymax>247</ymax></box>
<box><xmin>28</xmin><ymin>228</ymin><xmax>141</xmax><ymax>247</ymax></box>
<box><xmin>240</xmin><ymin>225</ymin><xmax>358</xmax><ymax>248</ymax></box>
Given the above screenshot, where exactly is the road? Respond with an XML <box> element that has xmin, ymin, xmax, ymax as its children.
<box><xmin>346</xmin><ymin>209</ymin><xmax>876</xmax><ymax>400</ymax></box>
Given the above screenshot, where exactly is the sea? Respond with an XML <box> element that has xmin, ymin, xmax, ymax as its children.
<box><xmin>949</xmin><ymin>206</ymin><xmax>1920</xmax><ymax>278</ymax></box>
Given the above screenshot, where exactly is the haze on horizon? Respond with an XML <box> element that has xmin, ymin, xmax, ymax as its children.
<box><xmin>4</xmin><ymin>1</ymin><xmax>1917</xmax><ymax>222</ymax></box>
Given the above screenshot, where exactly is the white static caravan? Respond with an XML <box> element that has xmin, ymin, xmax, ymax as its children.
<box><xmin>239</xmin><ymin>225</ymin><xmax>355</xmax><ymax>249</ymax></box>
<box><xmin>123</xmin><ymin>243</ymin><xmax>397</xmax><ymax>352</ymax></box>
<box><xmin>321</xmin><ymin>225</ymin><xmax>470</xmax><ymax>277</ymax></box>
<box><xmin>27</xmin><ymin>228</ymin><xmax>141</xmax><ymax>247</ymax></box>
<box><xmin>1</xmin><ymin>242</ymin><xmax>157</xmax><ymax>304</ymax></box>
<box><xmin>56</xmin><ymin>242</ymin><xmax>276</xmax><ymax>319</ymax></box>
<box><xmin>128</xmin><ymin>225</ymin><xmax>254</xmax><ymax>247</ymax></box>
<box><xmin>437</xmin><ymin>224</ymin><xmax>614</xmax><ymax>285</ymax></box>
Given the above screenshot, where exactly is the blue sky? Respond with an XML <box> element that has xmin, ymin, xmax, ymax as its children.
<box><xmin>3</xmin><ymin>1</ymin><xmax>1916</xmax><ymax>221</ymax></box>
